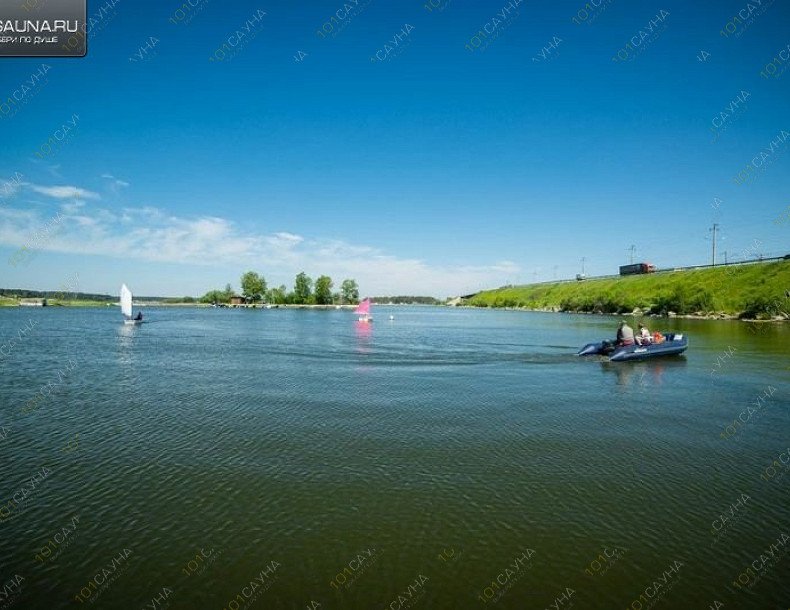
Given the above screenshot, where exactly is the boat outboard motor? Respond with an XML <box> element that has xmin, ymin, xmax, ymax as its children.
<box><xmin>577</xmin><ymin>342</ymin><xmax>604</xmax><ymax>356</ymax></box>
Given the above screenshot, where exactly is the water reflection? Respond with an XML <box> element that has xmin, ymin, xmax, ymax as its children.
<box><xmin>354</xmin><ymin>320</ymin><xmax>372</xmax><ymax>341</ymax></box>
<box><xmin>602</xmin><ymin>358</ymin><xmax>687</xmax><ymax>388</ymax></box>
<box><xmin>115</xmin><ymin>321</ymin><xmax>144</xmax><ymax>433</ymax></box>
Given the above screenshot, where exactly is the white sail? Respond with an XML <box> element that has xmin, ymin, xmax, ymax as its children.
<box><xmin>120</xmin><ymin>284</ymin><xmax>133</xmax><ymax>318</ymax></box>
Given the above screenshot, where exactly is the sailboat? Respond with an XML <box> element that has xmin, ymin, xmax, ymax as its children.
<box><xmin>354</xmin><ymin>298</ymin><xmax>372</xmax><ymax>323</ymax></box>
<box><xmin>120</xmin><ymin>283</ymin><xmax>143</xmax><ymax>325</ymax></box>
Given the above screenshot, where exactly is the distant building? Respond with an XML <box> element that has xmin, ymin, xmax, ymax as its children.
<box><xmin>19</xmin><ymin>298</ymin><xmax>46</xmax><ymax>307</ymax></box>
<box><xmin>229</xmin><ymin>296</ymin><xmax>245</xmax><ymax>306</ymax></box>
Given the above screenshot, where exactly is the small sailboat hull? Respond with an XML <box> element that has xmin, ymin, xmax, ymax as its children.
<box><xmin>353</xmin><ymin>299</ymin><xmax>373</xmax><ymax>323</ymax></box>
<box><xmin>120</xmin><ymin>283</ymin><xmax>144</xmax><ymax>325</ymax></box>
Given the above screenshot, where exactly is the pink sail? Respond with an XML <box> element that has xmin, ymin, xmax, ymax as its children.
<box><xmin>354</xmin><ymin>298</ymin><xmax>371</xmax><ymax>314</ymax></box>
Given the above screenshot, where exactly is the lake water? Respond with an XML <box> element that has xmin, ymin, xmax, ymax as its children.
<box><xmin>0</xmin><ymin>306</ymin><xmax>788</xmax><ymax>609</ymax></box>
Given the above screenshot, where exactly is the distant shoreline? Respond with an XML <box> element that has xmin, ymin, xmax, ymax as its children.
<box><xmin>0</xmin><ymin>301</ymin><xmax>435</xmax><ymax>309</ymax></box>
<box><xmin>2</xmin><ymin>300</ymin><xmax>784</xmax><ymax>323</ymax></box>
<box><xmin>462</xmin><ymin>260</ymin><xmax>790</xmax><ymax>322</ymax></box>
<box><xmin>450</xmin><ymin>303</ymin><xmax>788</xmax><ymax>323</ymax></box>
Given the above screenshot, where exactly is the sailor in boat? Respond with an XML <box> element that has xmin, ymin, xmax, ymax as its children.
<box><xmin>635</xmin><ymin>323</ymin><xmax>651</xmax><ymax>345</ymax></box>
<box><xmin>636</xmin><ymin>324</ymin><xmax>653</xmax><ymax>345</ymax></box>
<box><xmin>616</xmin><ymin>321</ymin><xmax>635</xmax><ymax>347</ymax></box>
<box><xmin>134</xmin><ymin>311</ymin><xmax>143</xmax><ymax>322</ymax></box>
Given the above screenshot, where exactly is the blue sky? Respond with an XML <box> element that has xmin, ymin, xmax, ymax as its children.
<box><xmin>0</xmin><ymin>0</ymin><xmax>788</xmax><ymax>297</ymax></box>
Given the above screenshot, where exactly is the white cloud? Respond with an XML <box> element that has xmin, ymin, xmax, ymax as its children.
<box><xmin>0</xmin><ymin>201</ymin><xmax>517</xmax><ymax>296</ymax></box>
<box><xmin>101</xmin><ymin>173</ymin><xmax>130</xmax><ymax>189</ymax></box>
<box><xmin>30</xmin><ymin>185</ymin><xmax>100</xmax><ymax>200</ymax></box>
<box><xmin>61</xmin><ymin>200</ymin><xmax>85</xmax><ymax>213</ymax></box>
<box><xmin>0</xmin><ymin>179</ymin><xmax>24</xmax><ymax>200</ymax></box>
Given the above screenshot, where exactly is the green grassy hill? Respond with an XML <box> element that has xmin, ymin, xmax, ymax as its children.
<box><xmin>465</xmin><ymin>261</ymin><xmax>790</xmax><ymax>319</ymax></box>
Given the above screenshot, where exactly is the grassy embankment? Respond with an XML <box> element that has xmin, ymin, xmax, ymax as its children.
<box><xmin>0</xmin><ymin>297</ymin><xmax>111</xmax><ymax>307</ymax></box>
<box><xmin>466</xmin><ymin>261</ymin><xmax>790</xmax><ymax>319</ymax></box>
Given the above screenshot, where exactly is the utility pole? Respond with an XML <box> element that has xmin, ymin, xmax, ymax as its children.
<box><xmin>553</xmin><ymin>265</ymin><xmax>558</xmax><ymax>280</ymax></box>
<box><xmin>628</xmin><ymin>244</ymin><xmax>636</xmax><ymax>265</ymax></box>
<box><xmin>581</xmin><ymin>257</ymin><xmax>586</xmax><ymax>275</ymax></box>
<box><xmin>709</xmin><ymin>223</ymin><xmax>719</xmax><ymax>266</ymax></box>
<box><xmin>724</xmin><ymin>250</ymin><xmax>727</xmax><ymax>265</ymax></box>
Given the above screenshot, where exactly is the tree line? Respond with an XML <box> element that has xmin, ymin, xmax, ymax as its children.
<box><xmin>371</xmin><ymin>296</ymin><xmax>441</xmax><ymax>305</ymax></box>
<box><xmin>200</xmin><ymin>272</ymin><xmax>360</xmax><ymax>305</ymax></box>
<box><xmin>0</xmin><ymin>288</ymin><xmax>112</xmax><ymax>301</ymax></box>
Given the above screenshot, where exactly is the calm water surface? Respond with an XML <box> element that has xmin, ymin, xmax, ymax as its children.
<box><xmin>0</xmin><ymin>306</ymin><xmax>788</xmax><ymax>609</ymax></box>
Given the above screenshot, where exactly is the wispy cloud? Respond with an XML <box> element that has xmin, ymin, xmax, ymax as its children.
<box><xmin>30</xmin><ymin>185</ymin><xmax>100</xmax><ymax>200</ymax></box>
<box><xmin>1</xmin><ymin>179</ymin><xmax>24</xmax><ymax>200</ymax></box>
<box><xmin>101</xmin><ymin>173</ymin><xmax>130</xmax><ymax>191</ymax></box>
<box><xmin>0</xmin><ymin>199</ymin><xmax>515</xmax><ymax>296</ymax></box>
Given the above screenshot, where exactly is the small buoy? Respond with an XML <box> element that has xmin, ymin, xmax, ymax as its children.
<box><xmin>389</xmin><ymin>315</ymin><xmax>394</xmax><ymax>320</ymax></box>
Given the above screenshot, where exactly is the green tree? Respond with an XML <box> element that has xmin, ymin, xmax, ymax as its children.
<box><xmin>241</xmin><ymin>271</ymin><xmax>266</xmax><ymax>303</ymax></box>
<box><xmin>223</xmin><ymin>283</ymin><xmax>234</xmax><ymax>300</ymax></box>
<box><xmin>293</xmin><ymin>272</ymin><xmax>313</xmax><ymax>304</ymax></box>
<box><xmin>314</xmin><ymin>275</ymin><xmax>334</xmax><ymax>305</ymax></box>
<box><xmin>200</xmin><ymin>289</ymin><xmax>229</xmax><ymax>304</ymax></box>
<box><xmin>267</xmin><ymin>285</ymin><xmax>287</xmax><ymax>304</ymax></box>
<box><xmin>341</xmin><ymin>279</ymin><xmax>359</xmax><ymax>304</ymax></box>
